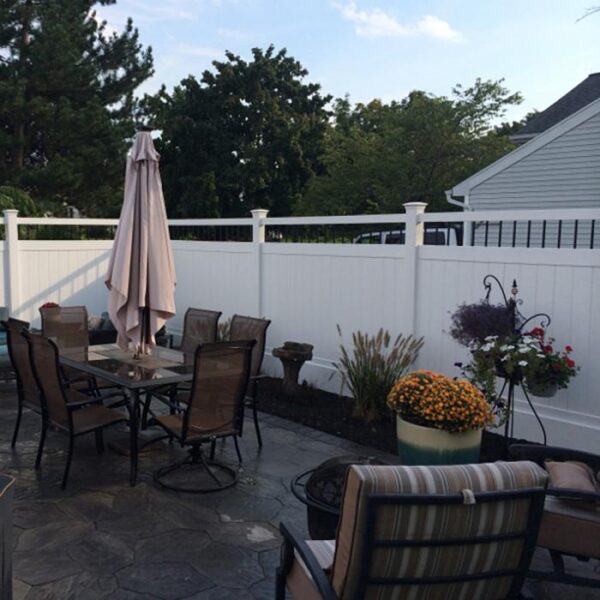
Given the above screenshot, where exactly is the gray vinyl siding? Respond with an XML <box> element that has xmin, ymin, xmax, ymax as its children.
<box><xmin>469</xmin><ymin>111</ymin><xmax>600</xmax><ymax>210</ymax></box>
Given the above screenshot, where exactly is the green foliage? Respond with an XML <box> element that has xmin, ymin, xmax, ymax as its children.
<box><xmin>295</xmin><ymin>80</ymin><xmax>523</xmax><ymax>215</ymax></box>
<box><xmin>0</xmin><ymin>0</ymin><xmax>153</xmax><ymax>216</ymax></box>
<box><xmin>334</xmin><ymin>326</ymin><xmax>424</xmax><ymax>422</ymax></box>
<box><xmin>144</xmin><ymin>45</ymin><xmax>331</xmax><ymax>217</ymax></box>
<box><xmin>217</xmin><ymin>317</ymin><xmax>232</xmax><ymax>342</ymax></box>
<box><xmin>0</xmin><ymin>185</ymin><xmax>39</xmax><ymax>216</ymax></box>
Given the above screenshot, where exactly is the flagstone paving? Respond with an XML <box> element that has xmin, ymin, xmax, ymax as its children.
<box><xmin>0</xmin><ymin>391</ymin><xmax>596</xmax><ymax>599</ymax></box>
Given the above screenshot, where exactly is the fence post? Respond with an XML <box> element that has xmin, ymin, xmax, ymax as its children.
<box><xmin>250</xmin><ymin>208</ymin><xmax>269</xmax><ymax>316</ymax></box>
<box><xmin>403</xmin><ymin>202</ymin><xmax>427</xmax><ymax>336</ymax></box>
<box><xmin>3</xmin><ymin>209</ymin><xmax>20</xmax><ymax>317</ymax></box>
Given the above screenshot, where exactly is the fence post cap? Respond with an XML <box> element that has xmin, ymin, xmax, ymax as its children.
<box><xmin>250</xmin><ymin>208</ymin><xmax>269</xmax><ymax>219</ymax></box>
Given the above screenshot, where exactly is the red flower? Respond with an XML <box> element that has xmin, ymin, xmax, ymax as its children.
<box><xmin>529</xmin><ymin>327</ymin><xmax>545</xmax><ymax>339</ymax></box>
<box><xmin>566</xmin><ymin>358</ymin><xmax>575</xmax><ymax>369</ymax></box>
<box><xmin>564</xmin><ymin>345</ymin><xmax>573</xmax><ymax>353</ymax></box>
<box><xmin>543</xmin><ymin>345</ymin><xmax>553</xmax><ymax>354</ymax></box>
<box><xmin>40</xmin><ymin>302</ymin><xmax>59</xmax><ymax>309</ymax></box>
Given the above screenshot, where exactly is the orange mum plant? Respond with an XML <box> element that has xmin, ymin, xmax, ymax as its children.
<box><xmin>387</xmin><ymin>370</ymin><xmax>492</xmax><ymax>433</ymax></box>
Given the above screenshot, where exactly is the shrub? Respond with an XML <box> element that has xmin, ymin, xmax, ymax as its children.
<box><xmin>218</xmin><ymin>317</ymin><xmax>231</xmax><ymax>342</ymax></box>
<box><xmin>334</xmin><ymin>326</ymin><xmax>424</xmax><ymax>421</ymax></box>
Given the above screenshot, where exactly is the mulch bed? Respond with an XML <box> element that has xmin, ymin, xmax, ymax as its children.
<box><xmin>257</xmin><ymin>377</ymin><xmax>525</xmax><ymax>462</ymax></box>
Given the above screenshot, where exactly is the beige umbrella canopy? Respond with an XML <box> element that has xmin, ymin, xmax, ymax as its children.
<box><xmin>105</xmin><ymin>131</ymin><xmax>176</xmax><ymax>353</ymax></box>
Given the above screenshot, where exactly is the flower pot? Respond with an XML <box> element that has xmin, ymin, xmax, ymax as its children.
<box><xmin>526</xmin><ymin>380</ymin><xmax>558</xmax><ymax>398</ymax></box>
<box><xmin>395</xmin><ymin>415</ymin><xmax>482</xmax><ymax>465</ymax></box>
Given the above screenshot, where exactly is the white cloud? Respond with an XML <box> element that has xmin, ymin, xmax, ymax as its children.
<box><xmin>334</xmin><ymin>2</ymin><xmax>464</xmax><ymax>42</ymax></box>
<box><xmin>217</xmin><ymin>27</ymin><xmax>248</xmax><ymax>40</ymax></box>
<box><xmin>415</xmin><ymin>15</ymin><xmax>464</xmax><ymax>43</ymax></box>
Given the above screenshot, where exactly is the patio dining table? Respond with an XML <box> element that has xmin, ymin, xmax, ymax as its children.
<box><xmin>59</xmin><ymin>343</ymin><xmax>194</xmax><ymax>486</ymax></box>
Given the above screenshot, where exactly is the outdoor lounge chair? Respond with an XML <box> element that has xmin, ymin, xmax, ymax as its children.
<box><xmin>228</xmin><ymin>314</ymin><xmax>270</xmax><ymax>447</ymax></box>
<box><xmin>276</xmin><ymin>461</ymin><xmax>548</xmax><ymax>600</ymax></box>
<box><xmin>509</xmin><ymin>443</ymin><xmax>600</xmax><ymax>589</ymax></box>
<box><xmin>153</xmin><ymin>341</ymin><xmax>254</xmax><ymax>493</ymax></box>
<box><xmin>23</xmin><ymin>332</ymin><xmax>127</xmax><ymax>489</ymax></box>
<box><xmin>2</xmin><ymin>318</ymin><xmax>42</xmax><ymax>454</ymax></box>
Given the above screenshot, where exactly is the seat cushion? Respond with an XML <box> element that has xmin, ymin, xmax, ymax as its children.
<box><xmin>537</xmin><ymin>496</ymin><xmax>600</xmax><ymax>559</ymax></box>
<box><xmin>286</xmin><ymin>540</ymin><xmax>335</xmax><ymax>600</ymax></box>
<box><xmin>71</xmin><ymin>405</ymin><xmax>127</xmax><ymax>435</ymax></box>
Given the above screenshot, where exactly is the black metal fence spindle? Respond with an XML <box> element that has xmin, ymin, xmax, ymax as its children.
<box><xmin>573</xmin><ymin>220</ymin><xmax>578</xmax><ymax>249</ymax></box>
<box><xmin>512</xmin><ymin>221</ymin><xmax>517</xmax><ymax>247</ymax></box>
<box><xmin>557</xmin><ymin>220</ymin><xmax>562</xmax><ymax>249</ymax></box>
<box><xmin>542</xmin><ymin>220</ymin><xmax>547</xmax><ymax>248</ymax></box>
<box><xmin>591</xmin><ymin>220</ymin><xmax>596</xmax><ymax>250</ymax></box>
<box><xmin>498</xmin><ymin>221</ymin><xmax>503</xmax><ymax>247</ymax></box>
<box><xmin>484</xmin><ymin>221</ymin><xmax>489</xmax><ymax>246</ymax></box>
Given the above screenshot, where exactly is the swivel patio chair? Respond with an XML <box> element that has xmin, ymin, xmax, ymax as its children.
<box><xmin>276</xmin><ymin>461</ymin><xmax>548</xmax><ymax>600</ymax></box>
<box><xmin>154</xmin><ymin>341</ymin><xmax>254</xmax><ymax>493</ymax></box>
<box><xmin>228</xmin><ymin>314</ymin><xmax>270</xmax><ymax>447</ymax></box>
<box><xmin>140</xmin><ymin>308</ymin><xmax>222</xmax><ymax>428</ymax></box>
<box><xmin>2</xmin><ymin>318</ymin><xmax>42</xmax><ymax>456</ymax></box>
<box><xmin>23</xmin><ymin>332</ymin><xmax>127</xmax><ymax>489</ymax></box>
<box><xmin>509</xmin><ymin>443</ymin><xmax>600</xmax><ymax>589</ymax></box>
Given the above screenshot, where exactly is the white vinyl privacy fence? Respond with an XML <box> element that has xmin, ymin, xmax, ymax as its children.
<box><xmin>2</xmin><ymin>205</ymin><xmax>599</xmax><ymax>452</ymax></box>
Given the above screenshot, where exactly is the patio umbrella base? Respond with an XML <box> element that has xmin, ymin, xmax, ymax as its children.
<box><xmin>154</xmin><ymin>447</ymin><xmax>239</xmax><ymax>493</ymax></box>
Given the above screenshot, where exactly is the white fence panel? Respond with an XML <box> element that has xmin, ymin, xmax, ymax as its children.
<box><xmin>261</xmin><ymin>243</ymin><xmax>409</xmax><ymax>389</ymax></box>
<box><xmin>18</xmin><ymin>241</ymin><xmax>112</xmax><ymax>326</ymax></box>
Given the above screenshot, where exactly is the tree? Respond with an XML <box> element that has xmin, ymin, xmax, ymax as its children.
<box><xmin>295</xmin><ymin>79</ymin><xmax>523</xmax><ymax>215</ymax></box>
<box><xmin>0</xmin><ymin>0</ymin><xmax>153</xmax><ymax>216</ymax></box>
<box><xmin>147</xmin><ymin>46</ymin><xmax>331</xmax><ymax>218</ymax></box>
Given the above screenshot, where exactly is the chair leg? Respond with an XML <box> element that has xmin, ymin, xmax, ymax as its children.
<box><xmin>252</xmin><ymin>402</ymin><xmax>263</xmax><ymax>447</ymax></box>
<box><xmin>62</xmin><ymin>436</ymin><xmax>75</xmax><ymax>490</ymax></box>
<box><xmin>95</xmin><ymin>430</ymin><xmax>104</xmax><ymax>455</ymax></box>
<box><xmin>11</xmin><ymin>403</ymin><xmax>23</xmax><ymax>447</ymax></box>
<box><xmin>233</xmin><ymin>436</ymin><xmax>242</xmax><ymax>464</ymax></box>
<box><xmin>141</xmin><ymin>392</ymin><xmax>152</xmax><ymax>430</ymax></box>
<box><xmin>210</xmin><ymin>439</ymin><xmax>216</xmax><ymax>460</ymax></box>
<box><xmin>275</xmin><ymin>537</ymin><xmax>294</xmax><ymax>600</ymax></box>
<box><xmin>35</xmin><ymin>420</ymin><xmax>47</xmax><ymax>469</ymax></box>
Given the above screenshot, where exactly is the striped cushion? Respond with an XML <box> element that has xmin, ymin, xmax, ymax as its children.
<box><xmin>286</xmin><ymin>540</ymin><xmax>335</xmax><ymax>600</ymax></box>
<box><xmin>331</xmin><ymin>461</ymin><xmax>547</xmax><ymax>600</ymax></box>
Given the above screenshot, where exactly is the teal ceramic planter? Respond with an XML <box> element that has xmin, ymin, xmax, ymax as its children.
<box><xmin>396</xmin><ymin>416</ymin><xmax>482</xmax><ymax>465</ymax></box>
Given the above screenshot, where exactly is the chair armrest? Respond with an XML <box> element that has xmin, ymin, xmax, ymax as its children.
<box><xmin>509</xmin><ymin>443</ymin><xmax>600</xmax><ymax>471</ymax></box>
<box><xmin>547</xmin><ymin>487</ymin><xmax>600</xmax><ymax>503</ymax></box>
<box><xmin>278</xmin><ymin>523</ymin><xmax>338</xmax><ymax>600</ymax></box>
<box><xmin>66</xmin><ymin>398</ymin><xmax>103</xmax><ymax>410</ymax></box>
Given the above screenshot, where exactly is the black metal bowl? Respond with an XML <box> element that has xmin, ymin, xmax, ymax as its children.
<box><xmin>291</xmin><ymin>454</ymin><xmax>387</xmax><ymax>539</ymax></box>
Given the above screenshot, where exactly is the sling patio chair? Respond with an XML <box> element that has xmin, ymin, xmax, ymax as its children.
<box><xmin>228</xmin><ymin>314</ymin><xmax>270</xmax><ymax>447</ymax></box>
<box><xmin>2</xmin><ymin>318</ymin><xmax>43</xmax><ymax>457</ymax></box>
<box><xmin>141</xmin><ymin>308</ymin><xmax>222</xmax><ymax>427</ymax></box>
<box><xmin>40</xmin><ymin>305</ymin><xmax>126</xmax><ymax>404</ymax></box>
<box><xmin>153</xmin><ymin>340</ymin><xmax>254</xmax><ymax>493</ymax></box>
<box><xmin>509</xmin><ymin>443</ymin><xmax>600</xmax><ymax>589</ymax></box>
<box><xmin>23</xmin><ymin>332</ymin><xmax>127</xmax><ymax>489</ymax></box>
<box><xmin>276</xmin><ymin>461</ymin><xmax>548</xmax><ymax>600</ymax></box>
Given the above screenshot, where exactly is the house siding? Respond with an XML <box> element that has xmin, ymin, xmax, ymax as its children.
<box><xmin>469</xmin><ymin>110</ymin><xmax>600</xmax><ymax>210</ymax></box>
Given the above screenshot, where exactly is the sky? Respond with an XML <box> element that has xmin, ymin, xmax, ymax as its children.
<box><xmin>97</xmin><ymin>0</ymin><xmax>600</xmax><ymax>123</ymax></box>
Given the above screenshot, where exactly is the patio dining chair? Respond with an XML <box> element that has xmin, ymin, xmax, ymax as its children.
<box><xmin>140</xmin><ymin>308</ymin><xmax>222</xmax><ymax>428</ymax></box>
<box><xmin>2</xmin><ymin>318</ymin><xmax>42</xmax><ymax>454</ymax></box>
<box><xmin>40</xmin><ymin>305</ymin><xmax>125</xmax><ymax>402</ymax></box>
<box><xmin>509</xmin><ymin>443</ymin><xmax>600</xmax><ymax>589</ymax></box>
<box><xmin>276</xmin><ymin>461</ymin><xmax>548</xmax><ymax>600</ymax></box>
<box><xmin>228</xmin><ymin>314</ymin><xmax>270</xmax><ymax>447</ymax></box>
<box><xmin>23</xmin><ymin>332</ymin><xmax>127</xmax><ymax>489</ymax></box>
<box><xmin>153</xmin><ymin>341</ymin><xmax>254</xmax><ymax>493</ymax></box>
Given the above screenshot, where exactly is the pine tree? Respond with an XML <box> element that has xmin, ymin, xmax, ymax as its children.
<box><xmin>0</xmin><ymin>0</ymin><xmax>153</xmax><ymax>215</ymax></box>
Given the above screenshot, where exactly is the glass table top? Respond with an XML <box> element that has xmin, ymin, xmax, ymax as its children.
<box><xmin>59</xmin><ymin>344</ymin><xmax>195</xmax><ymax>390</ymax></box>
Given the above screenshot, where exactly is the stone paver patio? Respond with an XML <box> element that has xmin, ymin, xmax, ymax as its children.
<box><xmin>0</xmin><ymin>388</ymin><xmax>597</xmax><ymax>599</ymax></box>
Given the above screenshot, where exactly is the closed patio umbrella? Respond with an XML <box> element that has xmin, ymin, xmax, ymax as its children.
<box><xmin>105</xmin><ymin>130</ymin><xmax>176</xmax><ymax>354</ymax></box>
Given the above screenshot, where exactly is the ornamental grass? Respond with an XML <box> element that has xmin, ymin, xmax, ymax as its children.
<box><xmin>387</xmin><ymin>370</ymin><xmax>492</xmax><ymax>433</ymax></box>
